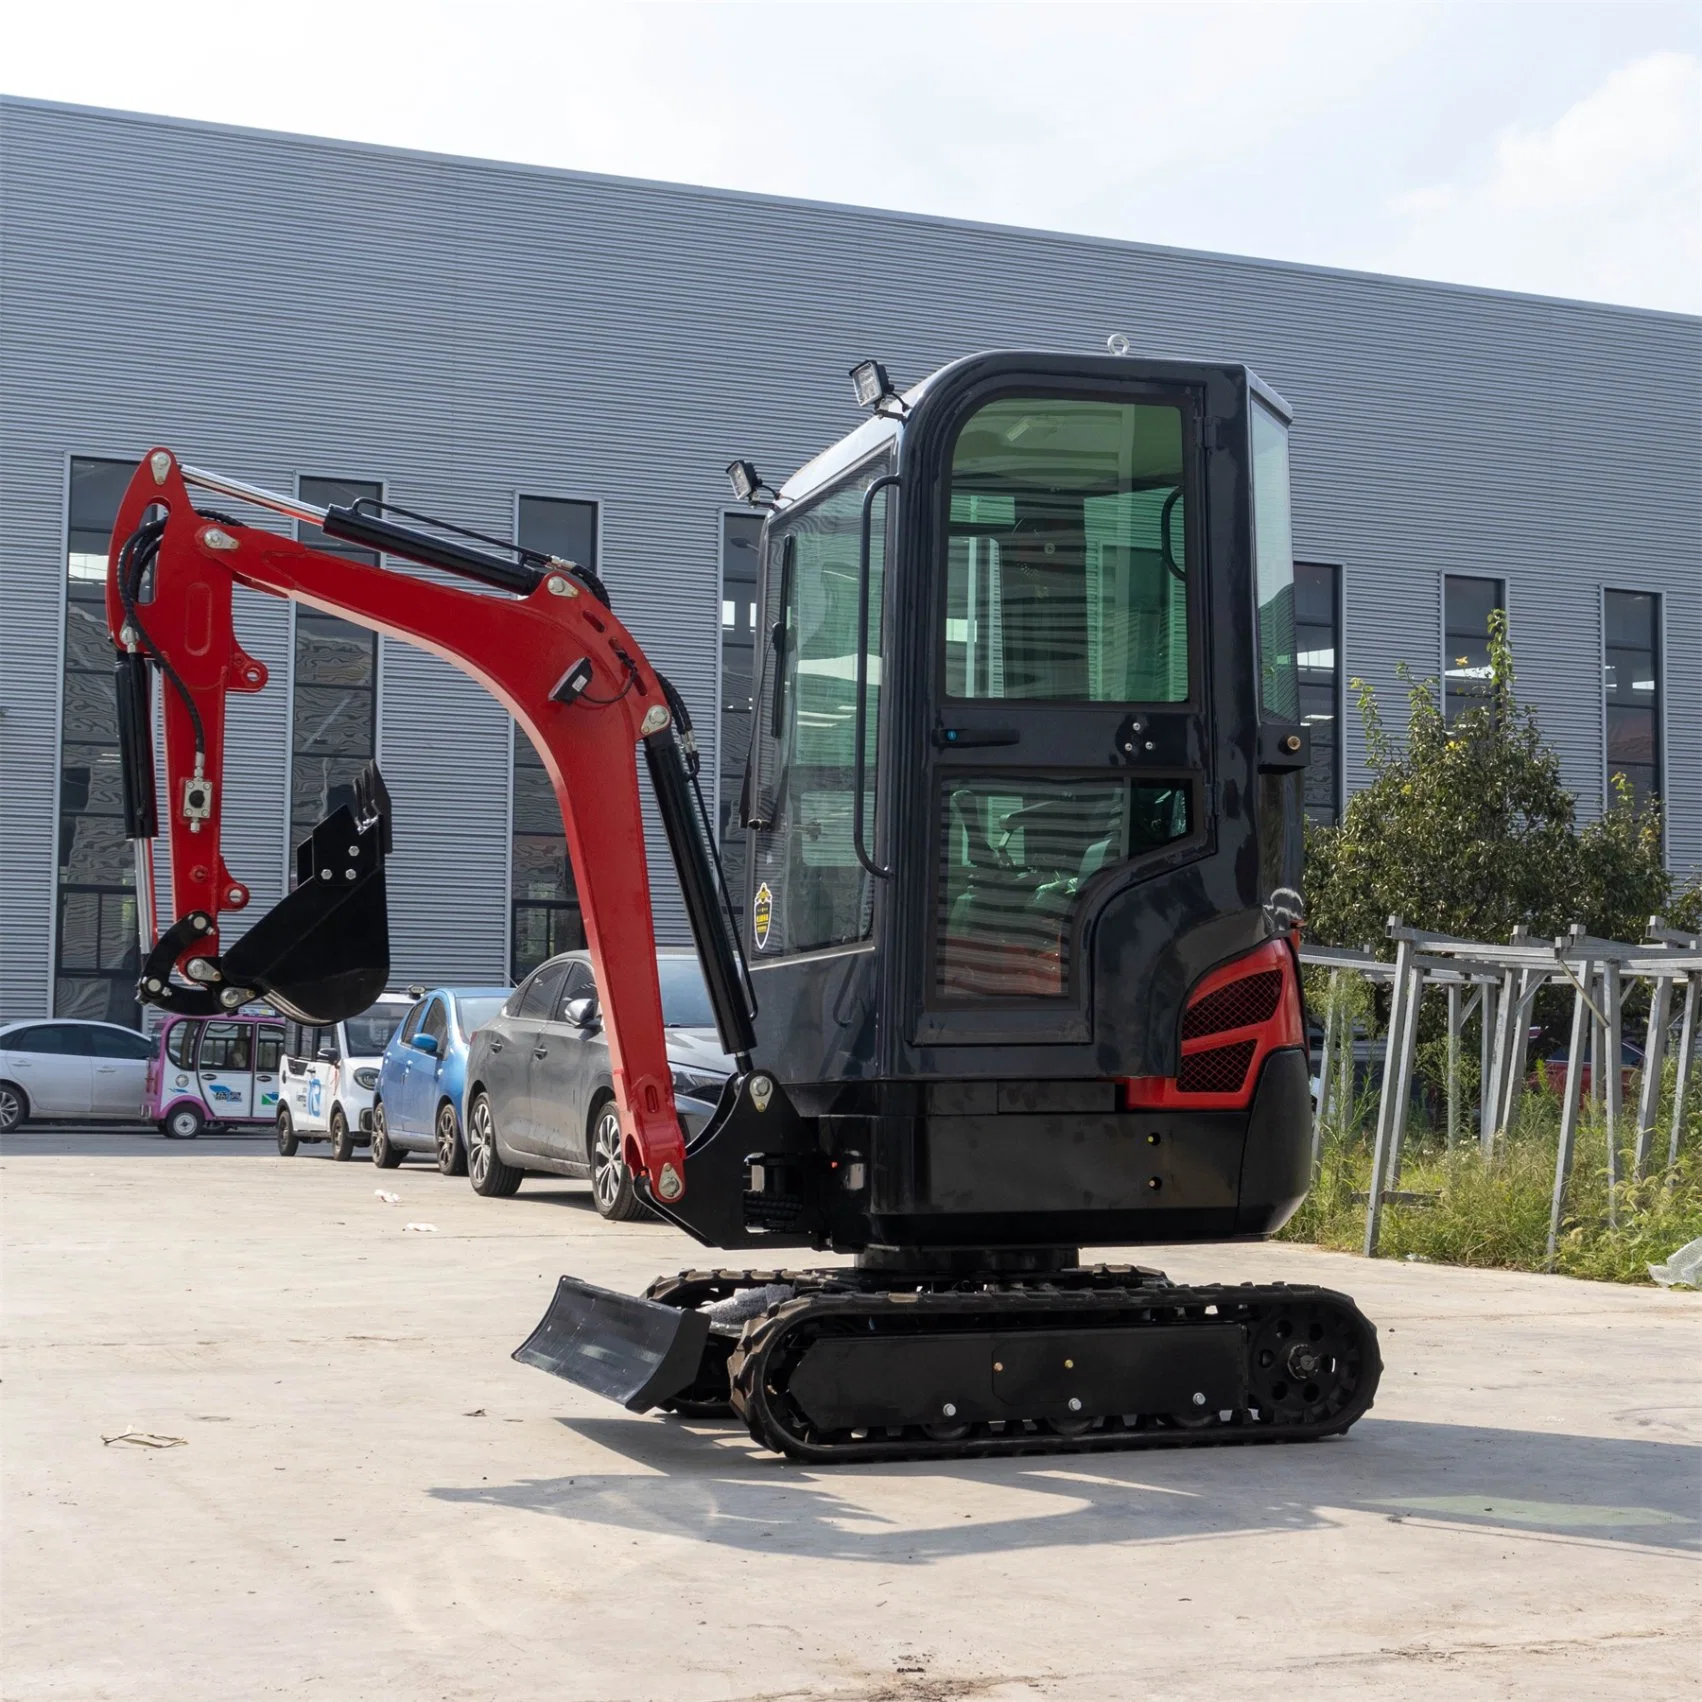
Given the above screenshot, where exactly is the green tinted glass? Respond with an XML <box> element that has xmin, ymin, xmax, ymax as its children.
<box><xmin>945</xmin><ymin>398</ymin><xmax>1188</xmax><ymax>702</ymax></box>
<box><xmin>1251</xmin><ymin>401</ymin><xmax>1298</xmax><ymax>719</ymax></box>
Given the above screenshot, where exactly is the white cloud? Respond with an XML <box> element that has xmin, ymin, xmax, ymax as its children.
<box><xmin>1382</xmin><ymin>52</ymin><xmax>1701</xmax><ymax>312</ymax></box>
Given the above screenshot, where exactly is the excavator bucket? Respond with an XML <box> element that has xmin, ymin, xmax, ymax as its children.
<box><xmin>514</xmin><ymin>1276</ymin><xmax>710</xmax><ymax>1411</ymax></box>
<box><xmin>221</xmin><ymin>767</ymin><xmax>393</xmax><ymax>1025</ymax></box>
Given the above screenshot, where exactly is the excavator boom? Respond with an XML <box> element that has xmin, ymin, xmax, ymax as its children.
<box><xmin>103</xmin><ymin>447</ymin><xmax>748</xmax><ymax>1200</ymax></box>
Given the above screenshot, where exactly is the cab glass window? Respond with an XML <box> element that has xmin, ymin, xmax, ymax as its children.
<box><xmin>937</xmin><ymin>778</ymin><xmax>1189</xmax><ymax>1000</ymax></box>
<box><xmin>944</xmin><ymin>397</ymin><xmax>1189</xmax><ymax>703</ymax></box>
<box><xmin>256</xmin><ymin>1026</ymin><xmax>284</xmax><ymax>1072</ymax></box>
<box><xmin>343</xmin><ymin>1012</ymin><xmax>402</xmax><ymax>1055</ymax></box>
<box><xmin>747</xmin><ymin>459</ymin><xmax>890</xmax><ymax>956</ymax></box>
<box><xmin>400</xmin><ymin>1001</ymin><xmax>427</xmax><ymax>1043</ymax></box>
<box><xmin>1251</xmin><ymin>400</ymin><xmax>1299</xmax><ymax>719</ymax></box>
<box><xmin>421</xmin><ymin>999</ymin><xmax>450</xmax><ymax>1046</ymax></box>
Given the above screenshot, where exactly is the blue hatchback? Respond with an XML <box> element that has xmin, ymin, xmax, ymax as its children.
<box><xmin>371</xmin><ymin>986</ymin><xmax>509</xmax><ymax>1173</ymax></box>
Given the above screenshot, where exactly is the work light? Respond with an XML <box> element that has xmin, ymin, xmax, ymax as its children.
<box><xmin>849</xmin><ymin>359</ymin><xmax>895</xmax><ymax>410</ymax></box>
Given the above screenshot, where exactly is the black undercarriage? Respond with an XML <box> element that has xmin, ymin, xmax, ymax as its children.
<box><xmin>518</xmin><ymin>1262</ymin><xmax>1381</xmax><ymax>1464</ymax></box>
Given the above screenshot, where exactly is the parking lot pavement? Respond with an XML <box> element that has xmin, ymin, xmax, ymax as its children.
<box><xmin>2</xmin><ymin>1128</ymin><xmax>1697</xmax><ymax>1702</ymax></box>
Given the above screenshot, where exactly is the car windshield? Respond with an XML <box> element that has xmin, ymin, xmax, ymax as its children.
<box><xmin>454</xmin><ymin>995</ymin><xmax>506</xmax><ymax>1038</ymax></box>
<box><xmin>657</xmin><ymin>957</ymin><xmax>714</xmax><ymax>1028</ymax></box>
<box><xmin>346</xmin><ymin>1011</ymin><xmax>405</xmax><ymax>1055</ymax></box>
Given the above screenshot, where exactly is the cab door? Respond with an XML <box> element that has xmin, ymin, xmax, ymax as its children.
<box><xmin>196</xmin><ymin>1021</ymin><xmax>255</xmax><ymax>1119</ymax></box>
<box><xmin>914</xmin><ymin>385</ymin><xmax>1205</xmax><ymax>1054</ymax></box>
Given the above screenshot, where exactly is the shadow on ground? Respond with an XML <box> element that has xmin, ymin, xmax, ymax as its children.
<box><xmin>432</xmin><ymin>1415</ymin><xmax>1701</xmax><ymax>1563</ymax></box>
<box><xmin>0</xmin><ymin>1125</ymin><xmax>271</xmax><ymax>1157</ymax></box>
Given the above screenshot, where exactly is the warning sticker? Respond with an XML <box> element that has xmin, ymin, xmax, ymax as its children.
<box><xmin>753</xmin><ymin>881</ymin><xmax>773</xmax><ymax>950</ymax></box>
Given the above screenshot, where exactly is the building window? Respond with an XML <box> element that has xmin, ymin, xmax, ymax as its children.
<box><xmin>718</xmin><ymin>512</ymin><xmax>763</xmax><ymax>923</ymax></box>
<box><xmin>292</xmin><ymin>479</ymin><xmax>381</xmax><ymax>863</ymax></box>
<box><xmin>1294</xmin><ymin>562</ymin><xmax>1341</xmax><ymax>826</ymax></box>
<box><xmin>56</xmin><ymin>458</ymin><xmax>142</xmax><ymax>1023</ymax></box>
<box><xmin>1604</xmin><ymin>590</ymin><xmax>1661</xmax><ymax>808</ymax></box>
<box><xmin>510</xmin><ymin>495</ymin><xmax>597</xmax><ymax>980</ymax></box>
<box><xmin>1443</xmin><ymin>574</ymin><xmax>1504</xmax><ymax>722</ymax></box>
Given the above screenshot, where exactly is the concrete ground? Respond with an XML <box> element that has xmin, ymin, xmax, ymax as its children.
<box><xmin>2</xmin><ymin>1126</ymin><xmax>1697</xmax><ymax>1702</ymax></box>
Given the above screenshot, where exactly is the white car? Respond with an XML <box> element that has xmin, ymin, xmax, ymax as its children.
<box><xmin>0</xmin><ymin>1020</ymin><xmax>154</xmax><ymax>1131</ymax></box>
<box><xmin>275</xmin><ymin>997</ymin><xmax>412</xmax><ymax>1160</ymax></box>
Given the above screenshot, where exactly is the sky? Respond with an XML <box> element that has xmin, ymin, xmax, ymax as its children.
<box><xmin>6</xmin><ymin>1</ymin><xmax>1699</xmax><ymax>314</ymax></box>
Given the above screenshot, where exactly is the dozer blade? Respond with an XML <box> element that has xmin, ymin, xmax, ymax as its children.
<box><xmin>514</xmin><ymin>1276</ymin><xmax>711</xmax><ymax>1411</ymax></box>
<box><xmin>220</xmin><ymin>769</ymin><xmax>393</xmax><ymax>1025</ymax></box>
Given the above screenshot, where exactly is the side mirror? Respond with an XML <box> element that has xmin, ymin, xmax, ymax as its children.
<box><xmin>564</xmin><ymin>995</ymin><xmax>600</xmax><ymax>1029</ymax></box>
<box><xmin>316</xmin><ymin>1047</ymin><xmax>337</xmax><ymax>1064</ymax></box>
<box><xmin>408</xmin><ymin>1032</ymin><xmax>440</xmax><ymax>1057</ymax></box>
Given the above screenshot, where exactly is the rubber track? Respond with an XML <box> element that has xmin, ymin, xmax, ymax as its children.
<box><xmin>648</xmin><ymin>1269</ymin><xmax>1381</xmax><ymax>1464</ymax></box>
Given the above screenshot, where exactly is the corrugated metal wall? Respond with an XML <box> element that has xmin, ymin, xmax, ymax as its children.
<box><xmin>2</xmin><ymin>96</ymin><xmax>1697</xmax><ymax>1019</ymax></box>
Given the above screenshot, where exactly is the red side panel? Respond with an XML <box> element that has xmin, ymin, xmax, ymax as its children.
<box><xmin>1121</xmin><ymin>935</ymin><xmax>1305</xmax><ymax>1111</ymax></box>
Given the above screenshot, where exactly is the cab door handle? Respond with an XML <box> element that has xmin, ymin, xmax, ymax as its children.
<box><xmin>488</xmin><ymin>1039</ymin><xmax>503</xmax><ymax>1052</ymax></box>
<box><xmin>533</xmin><ymin>1047</ymin><xmax>549</xmax><ymax>1060</ymax></box>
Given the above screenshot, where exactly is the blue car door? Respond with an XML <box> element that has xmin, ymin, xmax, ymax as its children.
<box><xmin>405</xmin><ymin>997</ymin><xmax>451</xmax><ymax>1134</ymax></box>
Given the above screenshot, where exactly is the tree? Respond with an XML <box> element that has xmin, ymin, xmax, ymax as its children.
<box><xmin>1306</xmin><ymin>612</ymin><xmax>1678</xmax><ymax>949</ymax></box>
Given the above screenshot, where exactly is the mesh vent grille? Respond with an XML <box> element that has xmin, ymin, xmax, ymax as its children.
<box><xmin>1181</xmin><ymin>970</ymin><xmax>1283</xmax><ymax>1040</ymax></box>
<box><xmin>1176</xmin><ymin>1039</ymin><xmax>1256</xmax><ymax>1095</ymax></box>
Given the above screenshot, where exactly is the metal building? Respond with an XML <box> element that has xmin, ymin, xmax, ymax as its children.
<box><xmin>2</xmin><ymin>96</ymin><xmax>1697</xmax><ymax>1025</ymax></box>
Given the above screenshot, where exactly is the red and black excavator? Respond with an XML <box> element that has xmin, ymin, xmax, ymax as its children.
<box><xmin>106</xmin><ymin>349</ymin><xmax>1379</xmax><ymax>1461</ymax></box>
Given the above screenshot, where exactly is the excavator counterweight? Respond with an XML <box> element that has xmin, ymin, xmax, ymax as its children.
<box><xmin>108</xmin><ymin>349</ymin><xmax>1380</xmax><ymax>1462</ymax></box>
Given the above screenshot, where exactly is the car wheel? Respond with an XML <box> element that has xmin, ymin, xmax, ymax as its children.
<box><xmin>161</xmin><ymin>1103</ymin><xmax>205</xmax><ymax>1140</ymax></box>
<box><xmin>467</xmin><ymin>1092</ymin><xmax>521</xmax><ymax>1197</ymax></box>
<box><xmin>369</xmin><ymin>1100</ymin><xmax>404</xmax><ymax>1168</ymax></box>
<box><xmin>435</xmin><ymin>1100</ymin><xmax>467</xmax><ymax>1176</ymax></box>
<box><xmin>589</xmin><ymin>1099</ymin><xmax>649</xmax><ymax>1222</ymax></box>
<box><xmin>277</xmin><ymin>1106</ymin><xmax>299</xmax><ymax>1157</ymax></box>
<box><xmin>329</xmin><ymin>1106</ymin><xmax>356</xmax><ymax>1162</ymax></box>
<box><xmin>0</xmin><ymin>1081</ymin><xmax>28</xmax><ymax>1134</ymax></box>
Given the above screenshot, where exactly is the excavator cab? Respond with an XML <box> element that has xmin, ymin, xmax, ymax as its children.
<box><xmin>522</xmin><ymin>353</ymin><xmax>1377</xmax><ymax>1457</ymax></box>
<box><xmin>632</xmin><ymin>351</ymin><xmax>1317</xmax><ymax>1259</ymax></box>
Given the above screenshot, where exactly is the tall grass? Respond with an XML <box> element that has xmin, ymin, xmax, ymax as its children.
<box><xmin>1280</xmin><ymin>1030</ymin><xmax>1702</xmax><ymax>1284</ymax></box>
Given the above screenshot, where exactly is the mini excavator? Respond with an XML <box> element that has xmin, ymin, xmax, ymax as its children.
<box><xmin>107</xmin><ymin>349</ymin><xmax>1380</xmax><ymax>1461</ymax></box>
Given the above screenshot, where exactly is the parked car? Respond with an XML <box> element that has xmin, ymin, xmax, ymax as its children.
<box><xmin>1535</xmin><ymin>1037</ymin><xmax>1644</xmax><ymax>1100</ymax></box>
<box><xmin>462</xmin><ymin>947</ymin><xmax>731</xmax><ymax>1219</ymax></box>
<box><xmin>370</xmin><ymin>985</ymin><xmax>509</xmax><ymax>1172</ymax></box>
<box><xmin>146</xmin><ymin>1008</ymin><xmax>286</xmax><ymax>1138</ymax></box>
<box><xmin>275</xmin><ymin>995</ymin><xmax>412</xmax><ymax>1160</ymax></box>
<box><xmin>0</xmin><ymin>1019</ymin><xmax>154</xmax><ymax>1131</ymax></box>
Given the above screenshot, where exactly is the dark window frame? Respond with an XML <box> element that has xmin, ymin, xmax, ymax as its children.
<box><xmin>510</xmin><ymin>493</ymin><xmax>599</xmax><ymax>983</ymax></box>
<box><xmin>55</xmin><ymin>456</ymin><xmax>145</xmax><ymax>1027</ymax></box>
<box><xmin>1295</xmin><ymin>561</ymin><xmax>1343</xmax><ymax>826</ymax></box>
<box><xmin>1602</xmin><ymin>586</ymin><xmax>1663</xmax><ymax>814</ymax></box>
<box><xmin>1442</xmin><ymin>573</ymin><xmax>1506</xmax><ymax>724</ymax></box>
<box><xmin>290</xmin><ymin>478</ymin><xmax>383</xmax><ymax>872</ymax></box>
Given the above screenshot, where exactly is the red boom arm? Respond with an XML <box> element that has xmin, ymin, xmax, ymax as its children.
<box><xmin>105</xmin><ymin>447</ymin><xmax>688</xmax><ymax>1195</ymax></box>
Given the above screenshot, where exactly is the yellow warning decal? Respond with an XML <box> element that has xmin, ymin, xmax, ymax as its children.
<box><xmin>753</xmin><ymin>881</ymin><xmax>773</xmax><ymax>950</ymax></box>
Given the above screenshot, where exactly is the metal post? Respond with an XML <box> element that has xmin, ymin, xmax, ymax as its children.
<box><xmin>1337</xmin><ymin>991</ymin><xmax>1355</xmax><ymax>1139</ymax></box>
<box><xmin>1386</xmin><ymin>958</ymin><xmax>1425</xmax><ymax>1190</ymax></box>
<box><xmin>1633</xmin><ymin>973</ymin><xmax>1672</xmax><ymax>1180</ymax></box>
<box><xmin>1591</xmin><ymin>984</ymin><xmax>1608</xmax><ymax>1111</ymax></box>
<box><xmin>1547</xmin><ymin>959</ymin><xmax>1594</xmax><ymax>1269</ymax></box>
<box><xmin>1482</xmin><ymin>967</ymin><xmax>1519</xmax><ymax>1155</ymax></box>
<box><xmin>1478</xmin><ymin>978</ymin><xmax>1499</xmax><ymax>1149</ymax></box>
<box><xmin>1602</xmin><ymin>962</ymin><xmax>1622</xmax><ymax>1225</ymax></box>
<box><xmin>1310</xmin><ymin>970</ymin><xmax>1340</xmax><ymax>1179</ymax></box>
<box><xmin>1364</xmin><ymin>936</ymin><xmax>1414</xmax><ymax>1258</ymax></box>
<box><xmin>1668</xmin><ymin>976</ymin><xmax>1698</xmax><ymax>1175</ymax></box>
<box><xmin>1446</xmin><ymin>981</ymin><xmax>1462</xmax><ymax>1151</ymax></box>
<box><xmin>1498</xmin><ymin>966</ymin><xmax>1537</xmax><ymax>1138</ymax></box>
